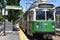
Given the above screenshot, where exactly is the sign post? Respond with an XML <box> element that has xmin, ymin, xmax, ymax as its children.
<box><xmin>4</xmin><ymin>8</ymin><xmax>6</xmax><ymax>36</ymax></box>
<box><xmin>2</xmin><ymin>8</ymin><xmax>7</xmax><ymax>36</ymax></box>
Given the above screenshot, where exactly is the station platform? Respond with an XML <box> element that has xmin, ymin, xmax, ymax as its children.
<box><xmin>0</xmin><ymin>31</ymin><xmax>20</xmax><ymax>40</ymax></box>
<box><xmin>0</xmin><ymin>21</ymin><xmax>28</xmax><ymax>40</ymax></box>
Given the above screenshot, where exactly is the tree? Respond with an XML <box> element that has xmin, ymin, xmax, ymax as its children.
<box><xmin>1</xmin><ymin>0</ymin><xmax>23</xmax><ymax>22</ymax></box>
<box><xmin>6</xmin><ymin>0</ymin><xmax>23</xmax><ymax>23</ymax></box>
<box><xmin>0</xmin><ymin>11</ymin><xmax>4</xmax><ymax>22</ymax></box>
<box><xmin>6</xmin><ymin>0</ymin><xmax>20</xmax><ymax>5</ymax></box>
<box><xmin>1</xmin><ymin>0</ymin><xmax>23</xmax><ymax>24</ymax></box>
<box><xmin>0</xmin><ymin>0</ymin><xmax>4</xmax><ymax>22</ymax></box>
<box><xmin>1</xmin><ymin>0</ymin><xmax>5</xmax><ymax>8</ymax></box>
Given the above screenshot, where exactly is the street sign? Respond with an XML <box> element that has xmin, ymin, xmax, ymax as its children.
<box><xmin>6</xmin><ymin>6</ymin><xmax>22</xmax><ymax>10</ymax></box>
<box><xmin>2</xmin><ymin>9</ymin><xmax>8</xmax><ymax>15</ymax></box>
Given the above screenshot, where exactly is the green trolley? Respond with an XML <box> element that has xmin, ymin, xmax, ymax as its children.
<box><xmin>19</xmin><ymin>1</ymin><xmax>56</xmax><ymax>39</ymax></box>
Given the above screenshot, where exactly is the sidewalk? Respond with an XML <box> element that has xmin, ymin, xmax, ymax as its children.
<box><xmin>0</xmin><ymin>21</ymin><xmax>20</xmax><ymax>40</ymax></box>
<box><xmin>0</xmin><ymin>31</ymin><xmax>20</xmax><ymax>40</ymax></box>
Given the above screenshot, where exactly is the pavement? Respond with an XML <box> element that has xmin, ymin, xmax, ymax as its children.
<box><xmin>0</xmin><ymin>21</ymin><xmax>20</xmax><ymax>40</ymax></box>
<box><xmin>0</xmin><ymin>31</ymin><xmax>20</xmax><ymax>40</ymax></box>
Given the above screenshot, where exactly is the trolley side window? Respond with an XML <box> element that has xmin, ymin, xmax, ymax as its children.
<box><xmin>36</xmin><ymin>10</ymin><xmax>45</xmax><ymax>20</ymax></box>
<box><xmin>27</xmin><ymin>11</ymin><xmax>34</xmax><ymax>21</ymax></box>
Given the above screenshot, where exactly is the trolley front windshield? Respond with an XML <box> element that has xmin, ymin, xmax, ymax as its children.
<box><xmin>46</xmin><ymin>10</ymin><xmax>54</xmax><ymax>20</ymax></box>
<box><xmin>36</xmin><ymin>10</ymin><xmax>45</xmax><ymax>20</ymax></box>
<box><xmin>36</xmin><ymin>9</ymin><xmax>54</xmax><ymax>20</ymax></box>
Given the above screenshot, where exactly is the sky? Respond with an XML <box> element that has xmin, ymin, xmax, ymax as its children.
<box><xmin>20</xmin><ymin>0</ymin><xmax>60</xmax><ymax>12</ymax></box>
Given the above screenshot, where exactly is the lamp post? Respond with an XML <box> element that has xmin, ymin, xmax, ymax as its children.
<box><xmin>4</xmin><ymin>0</ymin><xmax>6</xmax><ymax>36</ymax></box>
<box><xmin>1</xmin><ymin>0</ymin><xmax>6</xmax><ymax>36</ymax></box>
<box><xmin>4</xmin><ymin>8</ymin><xmax>6</xmax><ymax>36</ymax></box>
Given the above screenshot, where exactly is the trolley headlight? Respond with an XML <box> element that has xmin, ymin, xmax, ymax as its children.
<box><xmin>36</xmin><ymin>25</ymin><xmax>39</xmax><ymax>28</ymax></box>
<box><xmin>52</xmin><ymin>25</ymin><xmax>54</xmax><ymax>28</ymax></box>
<box><xmin>36</xmin><ymin>23</ymin><xmax>39</xmax><ymax>28</ymax></box>
<box><xmin>52</xmin><ymin>23</ymin><xmax>54</xmax><ymax>28</ymax></box>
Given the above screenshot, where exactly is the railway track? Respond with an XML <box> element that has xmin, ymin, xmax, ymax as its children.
<box><xmin>25</xmin><ymin>31</ymin><xmax>60</xmax><ymax>40</ymax></box>
<box><xmin>24</xmin><ymin>32</ymin><xmax>53</xmax><ymax>40</ymax></box>
<box><xmin>27</xmin><ymin>34</ymin><xmax>60</xmax><ymax>40</ymax></box>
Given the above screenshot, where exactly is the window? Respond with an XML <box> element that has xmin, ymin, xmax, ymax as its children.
<box><xmin>36</xmin><ymin>9</ymin><xmax>54</xmax><ymax>20</ymax></box>
<box><xmin>46</xmin><ymin>11</ymin><xmax>54</xmax><ymax>20</ymax></box>
<box><xmin>36</xmin><ymin>10</ymin><xmax>45</xmax><ymax>20</ymax></box>
<box><xmin>29</xmin><ymin>11</ymin><xmax>34</xmax><ymax>21</ymax></box>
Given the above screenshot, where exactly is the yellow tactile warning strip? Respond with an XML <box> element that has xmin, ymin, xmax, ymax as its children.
<box><xmin>16</xmin><ymin>24</ymin><xmax>29</xmax><ymax>40</ymax></box>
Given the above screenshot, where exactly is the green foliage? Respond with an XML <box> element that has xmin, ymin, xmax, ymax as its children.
<box><xmin>6</xmin><ymin>0</ymin><xmax>23</xmax><ymax>22</ymax></box>
<box><xmin>6</xmin><ymin>0</ymin><xmax>20</xmax><ymax>5</ymax></box>
<box><xmin>19</xmin><ymin>10</ymin><xmax>24</xmax><ymax>15</ymax></box>
<box><xmin>0</xmin><ymin>12</ymin><xmax>4</xmax><ymax>22</ymax></box>
<box><xmin>1</xmin><ymin>0</ymin><xmax>5</xmax><ymax>8</ymax></box>
<box><xmin>1</xmin><ymin>0</ymin><xmax>23</xmax><ymax>22</ymax></box>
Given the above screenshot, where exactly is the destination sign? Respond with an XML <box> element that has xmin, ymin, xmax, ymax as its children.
<box><xmin>38</xmin><ymin>4</ymin><xmax>54</xmax><ymax>8</ymax></box>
